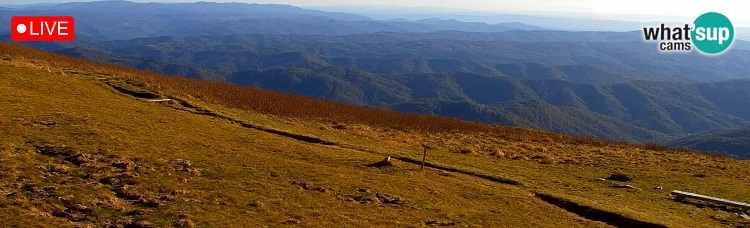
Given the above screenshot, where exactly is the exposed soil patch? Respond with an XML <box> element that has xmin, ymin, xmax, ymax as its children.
<box><xmin>535</xmin><ymin>193</ymin><xmax>666</xmax><ymax>228</ymax></box>
<box><xmin>391</xmin><ymin>155</ymin><xmax>522</xmax><ymax>186</ymax></box>
<box><xmin>288</xmin><ymin>179</ymin><xmax>406</xmax><ymax>207</ymax></box>
<box><xmin>292</xmin><ymin>180</ymin><xmax>329</xmax><ymax>193</ymax></box>
<box><xmin>106</xmin><ymin>80</ymin><xmax>162</xmax><ymax>100</ymax></box>
<box><xmin>338</xmin><ymin>188</ymin><xmax>405</xmax><ymax>206</ymax></box>
<box><xmin>366</xmin><ymin>156</ymin><xmax>394</xmax><ymax>168</ymax></box>
<box><xmin>606</xmin><ymin>173</ymin><xmax>633</xmax><ymax>182</ymax></box>
<box><xmin>26</xmin><ymin>142</ymin><xmax>183</xmax><ymax>226</ymax></box>
<box><xmin>425</xmin><ymin>219</ymin><xmax>458</xmax><ymax>226</ymax></box>
<box><xmin>239</xmin><ymin>122</ymin><xmax>336</xmax><ymax>145</ymax></box>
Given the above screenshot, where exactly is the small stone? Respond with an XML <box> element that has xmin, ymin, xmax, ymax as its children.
<box><xmin>48</xmin><ymin>164</ymin><xmax>71</xmax><ymax>174</ymax></box>
<box><xmin>332</xmin><ymin>124</ymin><xmax>347</xmax><ymax>130</ymax></box>
<box><xmin>127</xmin><ymin>220</ymin><xmax>156</xmax><ymax>228</ymax></box>
<box><xmin>248</xmin><ymin>200</ymin><xmax>264</xmax><ymax>208</ymax></box>
<box><xmin>69</xmin><ymin>204</ymin><xmax>92</xmax><ymax>213</ymax></box>
<box><xmin>425</xmin><ymin>220</ymin><xmax>456</xmax><ymax>226</ymax></box>
<box><xmin>51</xmin><ymin>210</ymin><xmax>70</xmax><ymax>219</ymax></box>
<box><xmin>458</xmin><ymin>147</ymin><xmax>475</xmax><ymax>155</ymax></box>
<box><xmin>35</xmin><ymin>145</ymin><xmax>74</xmax><ymax>156</ymax></box>
<box><xmin>187</xmin><ymin>168</ymin><xmax>202</xmax><ymax>176</ymax></box>
<box><xmin>127</xmin><ymin>209</ymin><xmax>149</xmax><ymax>216</ymax></box>
<box><xmin>75</xmin><ymin>223</ymin><xmax>96</xmax><ymax>228</ymax></box>
<box><xmin>100</xmin><ymin>176</ymin><xmax>120</xmax><ymax>185</ymax></box>
<box><xmin>376</xmin><ymin>193</ymin><xmax>402</xmax><ymax>204</ymax></box>
<box><xmin>292</xmin><ymin>180</ymin><xmax>313</xmax><ymax>190</ymax></box>
<box><xmin>290</xmin><ymin>180</ymin><xmax>328</xmax><ymax>192</ymax></box>
<box><xmin>113</xmin><ymin>159</ymin><xmax>135</xmax><ymax>170</ymax></box>
<box><xmin>137</xmin><ymin>198</ymin><xmax>162</xmax><ymax>208</ymax></box>
<box><xmin>353</xmin><ymin>194</ymin><xmax>377</xmax><ymax>204</ymax></box>
<box><xmin>531</xmin><ymin>154</ymin><xmax>555</xmax><ymax>164</ymax></box>
<box><xmin>101</xmin><ymin>174</ymin><xmax>138</xmax><ymax>186</ymax></box>
<box><xmin>114</xmin><ymin>185</ymin><xmax>144</xmax><ymax>201</ymax></box>
<box><xmin>159</xmin><ymin>194</ymin><xmax>177</xmax><ymax>202</ymax></box>
<box><xmin>69</xmin><ymin>153</ymin><xmax>93</xmax><ymax>165</ymax></box>
<box><xmin>174</xmin><ymin>159</ymin><xmax>193</xmax><ymax>169</ymax></box>
<box><xmin>22</xmin><ymin>183</ymin><xmax>39</xmax><ymax>193</ymax></box>
<box><xmin>175</xmin><ymin>215</ymin><xmax>195</xmax><ymax>228</ymax></box>
<box><xmin>283</xmin><ymin>218</ymin><xmax>301</xmax><ymax>224</ymax></box>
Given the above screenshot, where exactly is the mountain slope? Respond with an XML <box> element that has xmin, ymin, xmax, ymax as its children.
<box><xmin>2</xmin><ymin>43</ymin><xmax>750</xmax><ymax>227</ymax></box>
<box><xmin>669</xmin><ymin>128</ymin><xmax>750</xmax><ymax>159</ymax></box>
<box><xmin>5</xmin><ymin>1</ymin><xmax>749</xmax><ymax>146</ymax></box>
<box><xmin>0</xmin><ymin>44</ymin><xmax>594</xmax><ymax>227</ymax></box>
<box><xmin>43</xmin><ymin>33</ymin><xmax>750</xmax><ymax>143</ymax></box>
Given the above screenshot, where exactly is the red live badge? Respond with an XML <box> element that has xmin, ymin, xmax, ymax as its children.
<box><xmin>10</xmin><ymin>16</ymin><xmax>75</xmax><ymax>42</ymax></box>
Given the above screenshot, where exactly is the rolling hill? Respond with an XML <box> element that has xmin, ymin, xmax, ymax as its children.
<box><xmin>2</xmin><ymin>42</ymin><xmax>750</xmax><ymax>227</ymax></box>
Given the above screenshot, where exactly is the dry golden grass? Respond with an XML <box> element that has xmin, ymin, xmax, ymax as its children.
<box><xmin>0</xmin><ymin>44</ymin><xmax>605</xmax><ymax>227</ymax></box>
<box><xmin>2</xmin><ymin>43</ymin><xmax>749</xmax><ymax>227</ymax></box>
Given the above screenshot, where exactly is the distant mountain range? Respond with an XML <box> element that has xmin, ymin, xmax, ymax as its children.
<box><xmin>0</xmin><ymin>0</ymin><xmax>540</xmax><ymax>40</ymax></box>
<box><xmin>3</xmin><ymin>1</ymin><xmax>749</xmax><ymax>156</ymax></box>
<box><xmin>50</xmin><ymin>32</ymin><xmax>750</xmax><ymax>83</ymax></box>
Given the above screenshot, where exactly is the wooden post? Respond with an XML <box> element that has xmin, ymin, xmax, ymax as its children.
<box><xmin>421</xmin><ymin>144</ymin><xmax>430</xmax><ymax>170</ymax></box>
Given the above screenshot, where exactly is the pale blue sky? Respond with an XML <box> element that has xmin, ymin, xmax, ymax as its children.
<box><xmin>3</xmin><ymin>0</ymin><xmax>749</xmax><ymax>26</ymax></box>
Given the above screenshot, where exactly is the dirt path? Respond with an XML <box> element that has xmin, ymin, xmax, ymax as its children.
<box><xmin>67</xmin><ymin>69</ymin><xmax>668</xmax><ymax>228</ymax></box>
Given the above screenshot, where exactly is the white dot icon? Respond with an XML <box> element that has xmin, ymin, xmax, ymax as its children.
<box><xmin>16</xmin><ymin>24</ymin><xmax>27</xmax><ymax>34</ymax></box>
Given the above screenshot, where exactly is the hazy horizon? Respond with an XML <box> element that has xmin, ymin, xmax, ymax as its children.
<box><xmin>2</xmin><ymin>0</ymin><xmax>750</xmax><ymax>27</ymax></box>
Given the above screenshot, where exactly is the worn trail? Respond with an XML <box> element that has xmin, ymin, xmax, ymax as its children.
<box><xmin>78</xmin><ymin>70</ymin><xmax>667</xmax><ymax>228</ymax></box>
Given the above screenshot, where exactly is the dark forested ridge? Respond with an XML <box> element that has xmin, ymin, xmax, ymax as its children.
<box><xmin>669</xmin><ymin>128</ymin><xmax>750</xmax><ymax>159</ymax></box>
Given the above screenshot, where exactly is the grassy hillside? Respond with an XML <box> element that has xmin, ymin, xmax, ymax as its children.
<box><xmin>1</xmin><ymin>43</ymin><xmax>749</xmax><ymax>227</ymax></box>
